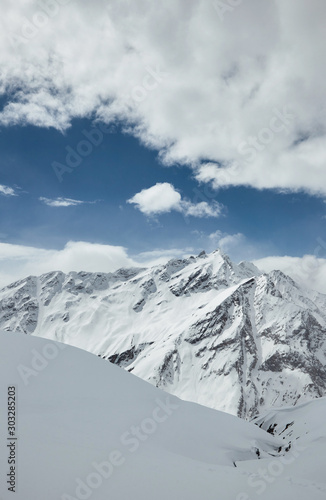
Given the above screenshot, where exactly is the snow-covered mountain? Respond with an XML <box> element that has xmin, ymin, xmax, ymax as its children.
<box><xmin>1</xmin><ymin>249</ymin><xmax>326</xmax><ymax>419</ymax></box>
<box><xmin>1</xmin><ymin>331</ymin><xmax>325</xmax><ymax>500</ymax></box>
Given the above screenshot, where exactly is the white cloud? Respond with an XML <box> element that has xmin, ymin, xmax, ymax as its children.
<box><xmin>0</xmin><ymin>1</ymin><xmax>325</xmax><ymax>195</ymax></box>
<box><xmin>39</xmin><ymin>197</ymin><xmax>93</xmax><ymax>207</ymax></box>
<box><xmin>128</xmin><ymin>183</ymin><xmax>181</xmax><ymax>215</ymax></box>
<box><xmin>203</xmin><ymin>229</ymin><xmax>279</xmax><ymax>263</ymax></box>
<box><xmin>135</xmin><ymin>247</ymin><xmax>195</xmax><ymax>267</ymax></box>
<box><xmin>209</xmin><ymin>230</ymin><xmax>245</xmax><ymax>253</ymax></box>
<box><xmin>0</xmin><ymin>184</ymin><xmax>17</xmax><ymax>196</ymax></box>
<box><xmin>0</xmin><ymin>241</ymin><xmax>139</xmax><ymax>289</ymax></box>
<box><xmin>0</xmin><ymin>240</ymin><xmax>196</xmax><ymax>289</ymax></box>
<box><xmin>128</xmin><ymin>183</ymin><xmax>223</xmax><ymax>217</ymax></box>
<box><xmin>255</xmin><ymin>255</ymin><xmax>326</xmax><ymax>295</ymax></box>
<box><xmin>207</xmin><ymin>230</ymin><xmax>262</xmax><ymax>262</ymax></box>
<box><xmin>181</xmin><ymin>200</ymin><xmax>222</xmax><ymax>218</ymax></box>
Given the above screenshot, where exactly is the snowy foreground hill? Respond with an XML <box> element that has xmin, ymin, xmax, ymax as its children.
<box><xmin>1</xmin><ymin>331</ymin><xmax>326</xmax><ymax>499</ymax></box>
<box><xmin>1</xmin><ymin>249</ymin><xmax>326</xmax><ymax>418</ymax></box>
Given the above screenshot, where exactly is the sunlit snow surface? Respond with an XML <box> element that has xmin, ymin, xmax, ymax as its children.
<box><xmin>0</xmin><ymin>331</ymin><xmax>325</xmax><ymax>499</ymax></box>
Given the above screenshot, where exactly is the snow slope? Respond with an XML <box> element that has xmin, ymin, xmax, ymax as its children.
<box><xmin>1</xmin><ymin>249</ymin><xmax>326</xmax><ymax>418</ymax></box>
<box><xmin>0</xmin><ymin>331</ymin><xmax>325</xmax><ymax>499</ymax></box>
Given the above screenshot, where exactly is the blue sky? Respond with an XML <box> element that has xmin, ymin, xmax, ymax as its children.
<box><xmin>0</xmin><ymin>118</ymin><xmax>325</xmax><ymax>259</ymax></box>
<box><xmin>1</xmin><ymin>0</ymin><xmax>326</xmax><ymax>291</ymax></box>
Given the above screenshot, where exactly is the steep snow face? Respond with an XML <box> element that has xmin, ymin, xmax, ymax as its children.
<box><xmin>253</xmin><ymin>397</ymin><xmax>326</xmax><ymax>447</ymax></box>
<box><xmin>1</xmin><ymin>331</ymin><xmax>326</xmax><ymax>500</ymax></box>
<box><xmin>1</xmin><ymin>249</ymin><xmax>326</xmax><ymax>419</ymax></box>
<box><xmin>247</xmin><ymin>398</ymin><xmax>326</xmax><ymax>496</ymax></box>
<box><xmin>0</xmin><ymin>331</ymin><xmax>281</xmax><ymax>500</ymax></box>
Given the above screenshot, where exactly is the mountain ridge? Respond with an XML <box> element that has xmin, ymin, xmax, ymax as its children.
<box><xmin>1</xmin><ymin>249</ymin><xmax>326</xmax><ymax>419</ymax></box>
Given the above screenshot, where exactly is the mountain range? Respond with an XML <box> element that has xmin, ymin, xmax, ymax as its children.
<box><xmin>1</xmin><ymin>249</ymin><xmax>326</xmax><ymax>419</ymax></box>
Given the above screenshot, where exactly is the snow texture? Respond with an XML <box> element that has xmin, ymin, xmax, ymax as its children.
<box><xmin>1</xmin><ymin>331</ymin><xmax>325</xmax><ymax>499</ymax></box>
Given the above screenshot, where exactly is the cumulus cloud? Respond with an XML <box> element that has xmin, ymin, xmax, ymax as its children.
<box><xmin>0</xmin><ymin>0</ymin><xmax>325</xmax><ymax>195</ymax></box>
<box><xmin>128</xmin><ymin>183</ymin><xmax>181</xmax><ymax>215</ymax></box>
<box><xmin>39</xmin><ymin>197</ymin><xmax>93</xmax><ymax>207</ymax></box>
<box><xmin>0</xmin><ymin>184</ymin><xmax>17</xmax><ymax>196</ymax></box>
<box><xmin>181</xmin><ymin>200</ymin><xmax>222</xmax><ymax>218</ymax></box>
<box><xmin>128</xmin><ymin>183</ymin><xmax>223</xmax><ymax>217</ymax></box>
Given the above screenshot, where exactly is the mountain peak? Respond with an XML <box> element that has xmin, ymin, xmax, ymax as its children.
<box><xmin>1</xmin><ymin>251</ymin><xmax>326</xmax><ymax>419</ymax></box>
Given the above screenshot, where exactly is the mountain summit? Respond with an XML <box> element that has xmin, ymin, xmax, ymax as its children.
<box><xmin>1</xmin><ymin>249</ymin><xmax>326</xmax><ymax>418</ymax></box>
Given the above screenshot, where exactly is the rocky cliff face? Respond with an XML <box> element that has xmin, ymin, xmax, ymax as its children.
<box><xmin>1</xmin><ymin>249</ymin><xmax>326</xmax><ymax>419</ymax></box>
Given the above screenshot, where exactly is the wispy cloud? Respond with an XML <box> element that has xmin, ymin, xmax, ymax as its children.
<box><xmin>135</xmin><ymin>247</ymin><xmax>195</xmax><ymax>266</ymax></box>
<box><xmin>128</xmin><ymin>183</ymin><xmax>223</xmax><ymax>218</ymax></box>
<box><xmin>39</xmin><ymin>197</ymin><xmax>96</xmax><ymax>207</ymax></box>
<box><xmin>0</xmin><ymin>184</ymin><xmax>17</xmax><ymax>196</ymax></box>
<box><xmin>209</xmin><ymin>230</ymin><xmax>245</xmax><ymax>253</ymax></box>
<box><xmin>191</xmin><ymin>229</ymin><xmax>275</xmax><ymax>263</ymax></box>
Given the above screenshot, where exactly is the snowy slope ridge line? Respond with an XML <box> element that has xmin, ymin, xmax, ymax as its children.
<box><xmin>1</xmin><ymin>248</ymin><xmax>326</xmax><ymax>418</ymax></box>
<box><xmin>1</xmin><ymin>331</ymin><xmax>326</xmax><ymax>499</ymax></box>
